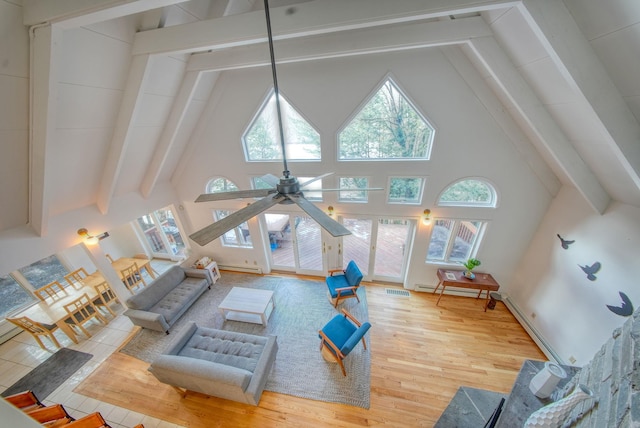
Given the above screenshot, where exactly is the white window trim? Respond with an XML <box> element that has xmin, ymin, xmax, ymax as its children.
<box><xmin>338</xmin><ymin>176</ymin><xmax>371</xmax><ymax>203</ymax></box>
<box><xmin>437</xmin><ymin>177</ymin><xmax>499</xmax><ymax>208</ymax></box>
<box><xmin>214</xmin><ymin>210</ymin><xmax>253</xmax><ymax>248</ymax></box>
<box><xmin>425</xmin><ymin>218</ymin><xmax>488</xmax><ymax>265</ymax></box>
<box><xmin>336</xmin><ymin>73</ymin><xmax>436</xmax><ymax>161</ymax></box>
<box><xmin>387</xmin><ymin>176</ymin><xmax>426</xmax><ymax>205</ymax></box>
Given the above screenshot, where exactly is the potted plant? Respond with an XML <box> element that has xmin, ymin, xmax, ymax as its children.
<box><xmin>462</xmin><ymin>258</ymin><xmax>481</xmax><ymax>279</ymax></box>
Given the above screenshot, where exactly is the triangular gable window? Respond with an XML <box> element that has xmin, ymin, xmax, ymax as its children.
<box><xmin>243</xmin><ymin>90</ymin><xmax>320</xmax><ymax>161</ymax></box>
<box><xmin>339</xmin><ymin>78</ymin><xmax>434</xmax><ymax>160</ymax></box>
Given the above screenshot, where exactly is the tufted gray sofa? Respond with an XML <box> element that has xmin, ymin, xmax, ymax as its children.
<box><xmin>148</xmin><ymin>322</ymin><xmax>278</xmax><ymax>405</ymax></box>
<box><xmin>123</xmin><ymin>265</ymin><xmax>211</xmax><ymax>333</ymax></box>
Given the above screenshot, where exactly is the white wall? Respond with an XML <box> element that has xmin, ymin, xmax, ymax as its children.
<box><xmin>508</xmin><ymin>186</ymin><xmax>640</xmax><ymax>366</ymax></box>
<box><xmin>174</xmin><ymin>47</ymin><xmax>554</xmax><ymax>286</ymax></box>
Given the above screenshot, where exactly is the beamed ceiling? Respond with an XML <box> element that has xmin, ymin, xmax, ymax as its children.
<box><xmin>3</xmin><ymin>0</ymin><xmax>640</xmax><ymax>238</ymax></box>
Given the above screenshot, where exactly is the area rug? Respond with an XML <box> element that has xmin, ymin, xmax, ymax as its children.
<box><xmin>1</xmin><ymin>348</ymin><xmax>93</xmax><ymax>399</ymax></box>
<box><xmin>119</xmin><ymin>273</ymin><xmax>371</xmax><ymax>408</ymax></box>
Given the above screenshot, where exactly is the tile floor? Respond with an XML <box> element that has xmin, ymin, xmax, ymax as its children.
<box><xmin>0</xmin><ymin>261</ymin><xmax>184</xmax><ymax>428</ymax></box>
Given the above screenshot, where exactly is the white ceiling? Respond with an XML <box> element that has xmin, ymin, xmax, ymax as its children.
<box><xmin>2</xmin><ymin>0</ymin><xmax>640</xmax><ymax>236</ymax></box>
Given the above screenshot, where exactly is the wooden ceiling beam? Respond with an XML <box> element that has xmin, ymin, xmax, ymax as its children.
<box><xmin>132</xmin><ymin>0</ymin><xmax>517</xmax><ymax>56</ymax></box>
<box><xmin>187</xmin><ymin>17</ymin><xmax>492</xmax><ymax>72</ymax></box>
<box><xmin>23</xmin><ymin>0</ymin><xmax>189</xmax><ymax>28</ymax></box>
<box><xmin>519</xmin><ymin>0</ymin><xmax>640</xmax><ymax>194</ymax></box>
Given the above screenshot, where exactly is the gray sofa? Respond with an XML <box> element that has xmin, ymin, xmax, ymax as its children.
<box><xmin>123</xmin><ymin>265</ymin><xmax>211</xmax><ymax>333</ymax></box>
<box><xmin>148</xmin><ymin>322</ymin><xmax>278</xmax><ymax>405</ymax></box>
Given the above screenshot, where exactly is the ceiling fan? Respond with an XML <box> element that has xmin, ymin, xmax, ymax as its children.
<box><xmin>189</xmin><ymin>0</ymin><xmax>370</xmax><ymax>247</ymax></box>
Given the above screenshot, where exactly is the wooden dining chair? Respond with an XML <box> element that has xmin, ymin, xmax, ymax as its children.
<box><xmin>6</xmin><ymin>317</ymin><xmax>62</xmax><ymax>350</ymax></box>
<box><xmin>134</xmin><ymin>253</ymin><xmax>158</xmax><ymax>276</ymax></box>
<box><xmin>64</xmin><ymin>267</ymin><xmax>90</xmax><ymax>290</ymax></box>
<box><xmin>92</xmin><ymin>281</ymin><xmax>119</xmax><ymax>317</ymax></box>
<box><xmin>3</xmin><ymin>390</ymin><xmax>44</xmax><ymax>412</ymax></box>
<box><xmin>120</xmin><ymin>262</ymin><xmax>147</xmax><ymax>294</ymax></box>
<box><xmin>63</xmin><ymin>293</ymin><xmax>109</xmax><ymax>338</ymax></box>
<box><xmin>63</xmin><ymin>412</ymin><xmax>111</xmax><ymax>427</ymax></box>
<box><xmin>34</xmin><ymin>281</ymin><xmax>68</xmax><ymax>303</ymax></box>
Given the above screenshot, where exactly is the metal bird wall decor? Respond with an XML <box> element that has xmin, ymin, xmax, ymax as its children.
<box><xmin>556</xmin><ymin>234</ymin><xmax>575</xmax><ymax>249</ymax></box>
<box><xmin>579</xmin><ymin>261</ymin><xmax>601</xmax><ymax>281</ymax></box>
<box><xmin>606</xmin><ymin>291</ymin><xmax>634</xmax><ymax>317</ymax></box>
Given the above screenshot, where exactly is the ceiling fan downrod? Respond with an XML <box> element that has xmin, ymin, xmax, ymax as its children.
<box><xmin>263</xmin><ymin>0</ymin><xmax>290</xmax><ymax>179</ymax></box>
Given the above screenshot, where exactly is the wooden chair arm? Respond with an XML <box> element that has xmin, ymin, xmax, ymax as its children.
<box><xmin>327</xmin><ymin>269</ymin><xmax>344</xmax><ymax>276</ymax></box>
<box><xmin>318</xmin><ymin>330</ymin><xmax>345</xmax><ymax>359</ymax></box>
<box><xmin>340</xmin><ymin>308</ymin><xmax>363</xmax><ymax>327</ymax></box>
<box><xmin>334</xmin><ymin>286</ymin><xmax>357</xmax><ymax>298</ymax></box>
<box><xmin>64</xmin><ymin>412</ymin><xmax>111</xmax><ymax>427</ymax></box>
<box><xmin>27</xmin><ymin>404</ymin><xmax>72</xmax><ymax>423</ymax></box>
<box><xmin>4</xmin><ymin>390</ymin><xmax>43</xmax><ymax>410</ymax></box>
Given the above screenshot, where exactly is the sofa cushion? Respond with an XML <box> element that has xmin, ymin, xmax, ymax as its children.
<box><xmin>148</xmin><ymin>277</ymin><xmax>207</xmax><ymax>323</ymax></box>
<box><xmin>177</xmin><ymin>327</ymin><xmax>267</xmax><ymax>373</ymax></box>
<box><xmin>126</xmin><ymin>266</ymin><xmax>186</xmax><ymax>310</ymax></box>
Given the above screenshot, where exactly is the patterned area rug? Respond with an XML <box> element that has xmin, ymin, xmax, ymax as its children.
<box><xmin>120</xmin><ymin>273</ymin><xmax>371</xmax><ymax>408</ymax></box>
<box><xmin>2</xmin><ymin>348</ymin><xmax>93</xmax><ymax>399</ymax></box>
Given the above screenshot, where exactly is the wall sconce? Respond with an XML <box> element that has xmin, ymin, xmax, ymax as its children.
<box><xmin>327</xmin><ymin>206</ymin><xmax>334</xmax><ymax>217</ymax></box>
<box><xmin>422</xmin><ymin>209</ymin><xmax>431</xmax><ymax>226</ymax></box>
<box><xmin>77</xmin><ymin>228</ymin><xmax>109</xmax><ymax>245</ymax></box>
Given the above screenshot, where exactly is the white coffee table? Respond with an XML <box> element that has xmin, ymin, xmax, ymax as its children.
<box><xmin>218</xmin><ymin>287</ymin><xmax>275</xmax><ymax>326</ymax></box>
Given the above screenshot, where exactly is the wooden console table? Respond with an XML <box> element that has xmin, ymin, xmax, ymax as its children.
<box><xmin>434</xmin><ymin>269</ymin><xmax>500</xmax><ymax>311</ymax></box>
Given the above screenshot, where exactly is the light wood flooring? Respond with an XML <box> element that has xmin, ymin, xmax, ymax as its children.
<box><xmin>76</xmin><ymin>276</ymin><xmax>545</xmax><ymax>427</ymax></box>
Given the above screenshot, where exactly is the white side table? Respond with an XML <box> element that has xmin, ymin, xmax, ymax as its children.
<box><xmin>203</xmin><ymin>261</ymin><xmax>220</xmax><ymax>284</ymax></box>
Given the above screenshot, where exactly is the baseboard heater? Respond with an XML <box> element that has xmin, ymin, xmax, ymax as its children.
<box><xmin>217</xmin><ymin>264</ymin><xmax>263</xmax><ymax>274</ymax></box>
<box><xmin>502</xmin><ymin>295</ymin><xmax>562</xmax><ymax>364</ymax></box>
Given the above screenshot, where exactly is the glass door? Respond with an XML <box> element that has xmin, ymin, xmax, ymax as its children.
<box><xmin>266</xmin><ymin>213</ymin><xmax>295</xmax><ymax>269</ymax></box>
<box><xmin>373</xmin><ymin>218</ymin><xmax>413</xmax><ymax>281</ymax></box>
<box><xmin>136</xmin><ymin>206</ymin><xmax>187</xmax><ymax>259</ymax></box>
<box><xmin>266</xmin><ymin>213</ymin><xmax>325</xmax><ymax>275</ymax></box>
<box><xmin>341</xmin><ymin>217</ymin><xmax>414</xmax><ymax>283</ymax></box>
<box><xmin>341</xmin><ymin>217</ymin><xmax>372</xmax><ymax>277</ymax></box>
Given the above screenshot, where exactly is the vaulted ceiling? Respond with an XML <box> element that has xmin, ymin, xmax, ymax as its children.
<box><xmin>3</xmin><ymin>0</ymin><xmax>640</xmax><ymax>239</ymax></box>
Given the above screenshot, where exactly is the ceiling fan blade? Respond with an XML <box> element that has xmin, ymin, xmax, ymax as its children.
<box><xmin>288</xmin><ymin>194</ymin><xmax>352</xmax><ymax>237</ymax></box>
<box><xmin>259</xmin><ymin>174</ymin><xmax>280</xmax><ymax>187</ymax></box>
<box><xmin>314</xmin><ymin>187</ymin><xmax>385</xmax><ymax>192</ymax></box>
<box><xmin>299</xmin><ymin>172</ymin><xmax>334</xmax><ymax>188</ymax></box>
<box><xmin>195</xmin><ymin>189</ymin><xmax>276</xmax><ymax>202</ymax></box>
<box><xmin>190</xmin><ymin>194</ymin><xmax>284</xmax><ymax>246</ymax></box>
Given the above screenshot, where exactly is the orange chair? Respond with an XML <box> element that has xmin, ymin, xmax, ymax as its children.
<box><xmin>3</xmin><ymin>390</ymin><xmax>44</xmax><ymax>412</ymax></box>
<box><xmin>64</xmin><ymin>412</ymin><xmax>110</xmax><ymax>427</ymax></box>
<box><xmin>26</xmin><ymin>404</ymin><xmax>74</xmax><ymax>427</ymax></box>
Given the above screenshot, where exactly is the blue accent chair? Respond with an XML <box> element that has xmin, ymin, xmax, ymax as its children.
<box><xmin>325</xmin><ymin>261</ymin><xmax>363</xmax><ymax>307</ymax></box>
<box><xmin>318</xmin><ymin>309</ymin><xmax>371</xmax><ymax>376</ymax></box>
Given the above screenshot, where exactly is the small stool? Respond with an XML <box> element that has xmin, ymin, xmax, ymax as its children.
<box><xmin>488</xmin><ymin>292</ymin><xmax>502</xmax><ymax>310</ymax></box>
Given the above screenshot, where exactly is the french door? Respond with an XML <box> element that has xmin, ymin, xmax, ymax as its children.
<box><xmin>136</xmin><ymin>206</ymin><xmax>187</xmax><ymax>260</ymax></box>
<box><xmin>266</xmin><ymin>213</ymin><xmax>325</xmax><ymax>275</ymax></box>
<box><xmin>341</xmin><ymin>216</ymin><xmax>414</xmax><ymax>283</ymax></box>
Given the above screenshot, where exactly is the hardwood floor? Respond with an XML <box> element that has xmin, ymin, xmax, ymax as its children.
<box><xmin>76</xmin><ymin>278</ymin><xmax>545</xmax><ymax>427</ymax></box>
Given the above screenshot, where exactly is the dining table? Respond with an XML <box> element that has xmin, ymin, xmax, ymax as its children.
<box><xmin>110</xmin><ymin>257</ymin><xmax>157</xmax><ymax>280</ymax></box>
<box><xmin>11</xmin><ymin>271</ymin><xmax>107</xmax><ymax>344</ymax></box>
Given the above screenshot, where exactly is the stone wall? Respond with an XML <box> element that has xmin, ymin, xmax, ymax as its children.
<box><xmin>559</xmin><ymin>307</ymin><xmax>639</xmax><ymax>427</ymax></box>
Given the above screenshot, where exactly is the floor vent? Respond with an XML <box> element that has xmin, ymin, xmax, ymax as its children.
<box><xmin>386</xmin><ymin>288</ymin><xmax>411</xmax><ymax>297</ymax></box>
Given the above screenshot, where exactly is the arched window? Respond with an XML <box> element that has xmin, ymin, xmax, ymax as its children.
<box><xmin>206</xmin><ymin>177</ymin><xmax>239</xmax><ymax>194</ymax></box>
<box><xmin>438</xmin><ymin>178</ymin><xmax>497</xmax><ymax>207</ymax></box>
